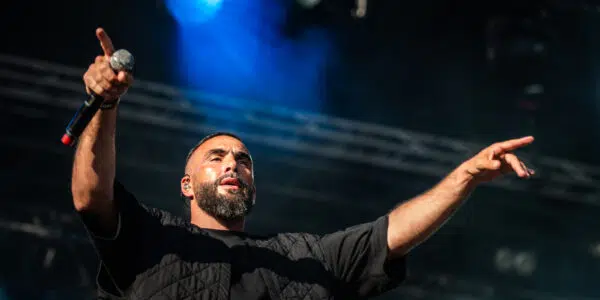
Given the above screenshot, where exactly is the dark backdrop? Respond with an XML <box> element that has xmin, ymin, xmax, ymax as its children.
<box><xmin>1</xmin><ymin>0</ymin><xmax>599</xmax><ymax>299</ymax></box>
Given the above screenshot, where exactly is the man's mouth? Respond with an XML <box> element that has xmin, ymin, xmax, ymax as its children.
<box><xmin>220</xmin><ymin>178</ymin><xmax>240</xmax><ymax>188</ymax></box>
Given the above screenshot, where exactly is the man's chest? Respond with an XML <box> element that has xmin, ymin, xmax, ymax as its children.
<box><xmin>129</xmin><ymin>245</ymin><xmax>336</xmax><ymax>300</ymax></box>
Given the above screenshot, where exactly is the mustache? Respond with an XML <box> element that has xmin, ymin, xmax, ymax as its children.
<box><xmin>215</xmin><ymin>173</ymin><xmax>249</xmax><ymax>189</ymax></box>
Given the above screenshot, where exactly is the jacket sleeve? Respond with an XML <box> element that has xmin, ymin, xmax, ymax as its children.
<box><xmin>77</xmin><ymin>180</ymin><xmax>162</xmax><ymax>297</ymax></box>
<box><xmin>318</xmin><ymin>215</ymin><xmax>407</xmax><ymax>298</ymax></box>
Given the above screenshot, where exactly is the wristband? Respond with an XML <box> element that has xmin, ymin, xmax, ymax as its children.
<box><xmin>100</xmin><ymin>98</ymin><xmax>120</xmax><ymax>110</ymax></box>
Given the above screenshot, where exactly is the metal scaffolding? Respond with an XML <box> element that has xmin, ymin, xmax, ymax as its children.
<box><xmin>1</xmin><ymin>52</ymin><xmax>599</xmax><ymax>208</ymax></box>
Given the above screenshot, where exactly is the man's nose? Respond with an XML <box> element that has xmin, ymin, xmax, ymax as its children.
<box><xmin>221</xmin><ymin>154</ymin><xmax>237</xmax><ymax>173</ymax></box>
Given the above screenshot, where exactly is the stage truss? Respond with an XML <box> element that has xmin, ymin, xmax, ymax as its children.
<box><xmin>1</xmin><ymin>53</ymin><xmax>599</xmax><ymax>207</ymax></box>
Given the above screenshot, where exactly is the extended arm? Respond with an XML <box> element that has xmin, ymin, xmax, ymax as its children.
<box><xmin>71</xmin><ymin>28</ymin><xmax>132</xmax><ymax>235</ymax></box>
<box><xmin>386</xmin><ymin>136</ymin><xmax>535</xmax><ymax>257</ymax></box>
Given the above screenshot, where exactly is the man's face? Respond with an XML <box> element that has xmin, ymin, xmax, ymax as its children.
<box><xmin>186</xmin><ymin>135</ymin><xmax>256</xmax><ymax>221</ymax></box>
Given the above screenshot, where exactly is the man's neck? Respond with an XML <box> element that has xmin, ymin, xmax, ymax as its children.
<box><xmin>190</xmin><ymin>206</ymin><xmax>245</xmax><ymax>231</ymax></box>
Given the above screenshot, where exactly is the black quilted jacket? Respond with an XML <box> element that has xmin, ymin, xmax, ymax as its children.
<box><xmin>81</xmin><ymin>181</ymin><xmax>406</xmax><ymax>299</ymax></box>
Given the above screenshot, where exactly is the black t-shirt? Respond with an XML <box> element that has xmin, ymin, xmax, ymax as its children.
<box><xmin>79</xmin><ymin>180</ymin><xmax>407</xmax><ymax>299</ymax></box>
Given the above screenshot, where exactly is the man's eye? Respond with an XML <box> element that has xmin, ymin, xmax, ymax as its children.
<box><xmin>210</xmin><ymin>157</ymin><xmax>222</xmax><ymax>162</ymax></box>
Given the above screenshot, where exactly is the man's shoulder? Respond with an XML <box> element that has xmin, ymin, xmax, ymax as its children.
<box><xmin>139</xmin><ymin>203</ymin><xmax>191</xmax><ymax>229</ymax></box>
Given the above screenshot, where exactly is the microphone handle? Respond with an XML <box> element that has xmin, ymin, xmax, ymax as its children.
<box><xmin>61</xmin><ymin>93</ymin><xmax>104</xmax><ymax>146</ymax></box>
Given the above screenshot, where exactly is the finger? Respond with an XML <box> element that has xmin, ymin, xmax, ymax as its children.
<box><xmin>85</xmin><ymin>70</ymin><xmax>111</xmax><ymax>98</ymax></box>
<box><xmin>83</xmin><ymin>72</ymin><xmax>95</xmax><ymax>94</ymax></box>
<box><xmin>100</xmin><ymin>86</ymin><xmax>119</xmax><ymax>100</ymax></box>
<box><xmin>488</xmin><ymin>148</ymin><xmax>497</xmax><ymax>161</ymax></box>
<box><xmin>101</xmin><ymin>81</ymin><xmax>126</xmax><ymax>100</ymax></box>
<box><xmin>117</xmin><ymin>71</ymin><xmax>134</xmax><ymax>86</ymax></box>
<box><xmin>96</xmin><ymin>27</ymin><xmax>115</xmax><ymax>57</ymax></box>
<box><xmin>521</xmin><ymin>161</ymin><xmax>535</xmax><ymax>176</ymax></box>
<box><xmin>503</xmin><ymin>153</ymin><xmax>529</xmax><ymax>178</ymax></box>
<box><xmin>117</xmin><ymin>71</ymin><xmax>126</xmax><ymax>82</ymax></box>
<box><xmin>87</xmin><ymin>80</ymin><xmax>105</xmax><ymax>96</ymax></box>
<box><xmin>494</xmin><ymin>136</ymin><xmax>535</xmax><ymax>153</ymax></box>
<box><xmin>477</xmin><ymin>158</ymin><xmax>501</xmax><ymax>171</ymax></box>
<box><xmin>93</xmin><ymin>76</ymin><xmax>113</xmax><ymax>94</ymax></box>
<box><xmin>101</xmin><ymin>65</ymin><xmax>118</xmax><ymax>83</ymax></box>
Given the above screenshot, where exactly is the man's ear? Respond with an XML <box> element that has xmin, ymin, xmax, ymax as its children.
<box><xmin>181</xmin><ymin>174</ymin><xmax>193</xmax><ymax>199</ymax></box>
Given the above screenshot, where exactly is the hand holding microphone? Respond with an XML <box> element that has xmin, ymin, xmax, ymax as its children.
<box><xmin>84</xmin><ymin>28</ymin><xmax>134</xmax><ymax>101</ymax></box>
<box><xmin>61</xmin><ymin>28</ymin><xmax>134</xmax><ymax>146</ymax></box>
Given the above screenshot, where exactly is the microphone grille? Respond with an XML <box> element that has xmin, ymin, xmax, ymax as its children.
<box><xmin>110</xmin><ymin>49</ymin><xmax>135</xmax><ymax>72</ymax></box>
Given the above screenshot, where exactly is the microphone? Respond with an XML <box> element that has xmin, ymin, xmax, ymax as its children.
<box><xmin>61</xmin><ymin>49</ymin><xmax>134</xmax><ymax>147</ymax></box>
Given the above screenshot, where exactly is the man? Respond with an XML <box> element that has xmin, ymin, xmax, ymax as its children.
<box><xmin>72</xmin><ymin>28</ymin><xmax>534</xmax><ymax>299</ymax></box>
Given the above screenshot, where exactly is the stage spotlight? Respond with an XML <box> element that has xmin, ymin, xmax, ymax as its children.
<box><xmin>590</xmin><ymin>243</ymin><xmax>600</xmax><ymax>257</ymax></box>
<box><xmin>513</xmin><ymin>251</ymin><xmax>537</xmax><ymax>276</ymax></box>
<box><xmin>297</xmin><ymin>0</ymin><xmax>321</xmax><ymax>9</ymax></box>
<box><xmin>494</xmin><ymin>248</ymin><xmax>537</xmax><ymax>277</ymax></box>
<box><xmin>494</xmin><ymin>248</ymin><xmax>514</xmax><ymax>272</ymax></box>
<box><xmin>165</xmin><ymin>0</ymin><xmax>223</xmax><ymax>24</ymax></box>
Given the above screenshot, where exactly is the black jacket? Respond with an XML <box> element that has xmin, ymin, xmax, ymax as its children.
<box><xmin>80</xmin><ymin>181</ymin><xmax>406</xmax><ymax>299</ymax></box>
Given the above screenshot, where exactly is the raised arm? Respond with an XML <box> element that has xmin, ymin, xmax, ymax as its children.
<box><xmin>386</xmin><ymin>136</ymin><xmax>535</xmax><ymax>257</ymax></box>
<box><xmin>71</xmin><ymin>28</ymin><xmax>133</xmax><ymax>235</ymax></box>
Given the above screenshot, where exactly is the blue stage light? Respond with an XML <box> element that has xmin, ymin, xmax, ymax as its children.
<box><xmin>165</xmin><ymin>0</ymin><xmax>223</xmax><ymax>24</ymax></box>
<box><xmin>173</xmin><ymin>0</ymin><xmax>333</xmax><ymax>113</ymax></box>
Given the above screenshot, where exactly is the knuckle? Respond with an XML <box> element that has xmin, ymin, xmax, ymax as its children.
<box><xmin>91</xmin><ymin>86</ymin><xmax>103</xmax><ymax>95</ymax></box>
<box><xmin>97</xmin><ymin>59</ymin><xmax>108</xmax><ymax>68</ymax></box>
<box><xmin>85</xmin><ymin>77</ymin><xmax>96</xmax><ymax>87</ymax></box>
<box><xmin>107</xmin><ymin>72</ymin><xmax>117</xmax><ymax>82</ymax></box>
<box><xmin>107</xmin><ymin>71</ymin><xmax>118</xmax><ymax>80</ymax></box>
<box><xmin>89</xmin><ymin>66</ymin><xmax>101</xmax><ymax>76</ymax></box>
<box><xmin>94</xmin><ymin>80</ymin><xmax>104</xmax><ymax>89</ymax></box>
<box><xmin>93</xmin><ymin>73</ymin><xmax>104</xmax><ymax>82</ymax></box>
<box><xmin>104</xmin><ymin>73</ymin><xmax>115</xmax><ymax>83</ymax></box>
<box><xmin>86</xmin><ymin>64</ymin><xmax>95</xmax><ymax>74</ymax></box>
<box><xmin>98</xmin><ymin>62</ymin><xmax>108</xmax><ymax>72</ymax></box>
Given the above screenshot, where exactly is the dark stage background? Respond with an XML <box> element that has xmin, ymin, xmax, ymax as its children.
<box><xmin>1</xmin><ymin>0</ymin><xmax>600</xmax><ymax>299</ymax></box>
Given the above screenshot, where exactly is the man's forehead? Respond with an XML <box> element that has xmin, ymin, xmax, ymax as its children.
<box><xmin>196</xmin><ymin>135</ymin><xmax>249</xmax><ymax>156</ymax></box>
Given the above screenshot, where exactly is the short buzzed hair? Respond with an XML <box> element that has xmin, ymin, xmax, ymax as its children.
<box><xmin>185</xmin><ymin>132</ymin><xmax>244</xmax><ymax>166</ymax></box>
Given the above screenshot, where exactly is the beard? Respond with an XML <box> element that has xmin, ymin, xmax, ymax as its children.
<box><xmin>193</xmin><ymin>174</ymin><xmax>255</xmax><ymax>221</ymax></box>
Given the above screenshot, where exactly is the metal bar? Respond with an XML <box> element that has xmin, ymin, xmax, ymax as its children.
<box><xmin>1</xmin><ymin>55</ymin><xmax>599</xmax><ymax>206</ymax></box>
